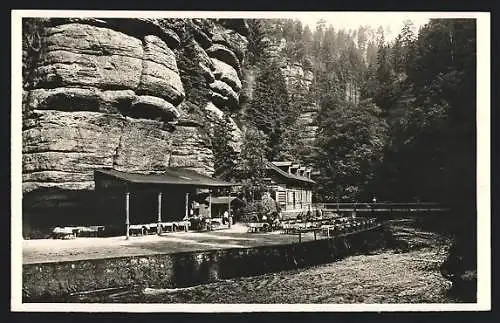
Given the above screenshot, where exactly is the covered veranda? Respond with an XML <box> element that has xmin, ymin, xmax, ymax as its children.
<box><xmin>93</xmin><ymin>168</ymin><xmax>236</xmax><ymax>239</ymax></box>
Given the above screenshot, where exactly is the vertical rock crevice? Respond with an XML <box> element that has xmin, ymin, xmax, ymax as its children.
<box><xmin>111</xmin><ymin>129</ymin><xmax>124</xmax><ymax>169</ymax></box>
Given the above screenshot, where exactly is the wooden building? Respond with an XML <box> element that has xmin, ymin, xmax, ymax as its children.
<box><xmin>263</xmin><ymin>161</ymin><xmax>316</xmax><ymax>213</ymax></box>
<box><xmin>94</xmin><ymin>168</ymin><xmax>235</xmax><ymax>237</ymax></box>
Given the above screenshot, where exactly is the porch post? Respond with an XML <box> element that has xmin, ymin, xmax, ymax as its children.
<box><xmin>284</xmin><ymin>188</ymin><xmax>288</xmax><ymax>211</ymax></box>
<box><xmin>208</xmin><ymin>190</ymin><xmax>212</xmax><ymax>218</ymax></box>
<box><xmin>125</xmin><ymin>191</ymin><xmax>130</xmax><ymax>240</ymax></box>
<box><xmin>185</xmin><ymin>192</ymin><xmax>189</xmax><ymax>232</ymax></box>
<box><xmin>227</xmin><ymin>191</ymin><xmax>231</xmax><ymax>228</ymax></box>
<box><xmin>157</xmin><ymin>192</ymin><xmax>162</xmax><ymax>235</ymax></box>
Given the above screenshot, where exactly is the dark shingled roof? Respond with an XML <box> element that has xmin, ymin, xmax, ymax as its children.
<box><xmin>95</xmin><ymin>168</ymin><xmax>235</xmax><ymax>187</ymax></box>
<box><xmin>266</xmin><ymin>162</ymin><xmax>316</xmax><ymax>184</ymax></box>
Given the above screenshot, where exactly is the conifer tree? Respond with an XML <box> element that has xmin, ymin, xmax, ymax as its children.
<box><xmin>212</xmin><ymin>115</ymin><xmax>239</xmax><ymax>180</ymax></box>
<box><xmin>245</xmin><ymin>60</ymin><xmax>290</xmax><ymax>161</ymax></box>
<box><xmin>238</xmin><ymin>127</ymin><xmax>270</xmax><ymax>200</ymax></box>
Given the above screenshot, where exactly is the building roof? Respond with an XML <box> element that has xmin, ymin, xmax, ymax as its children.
<box><xmin>266</xmin><ymin>162</ymin><xmax>315</xmax><ymax>185</ymax></box>
<box><xmin>271</xmin><ymin>161</ymin><xmax>293</xmax><ymax>167</ymax></box>
<box><xmin>95</xmin><ymin>168</ymin><xmax>235</xmax><ymax>187</ymax></box>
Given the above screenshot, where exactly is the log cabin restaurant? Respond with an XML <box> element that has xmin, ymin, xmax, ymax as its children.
<box><xmin>263</xmin><ymin>161</ymin><xmax>316</xmax><ymax>215</ymax></box>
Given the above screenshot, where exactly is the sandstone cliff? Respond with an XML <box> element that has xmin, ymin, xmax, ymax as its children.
<box><xmin>261</xmin><ymin>35</ymin><xmax>318</xmax><ymax>146</ymax></box>
<box><xmin>22</xmin><ymin>18</ymin><xmax>248</xmax><ymax>231</ymax></box>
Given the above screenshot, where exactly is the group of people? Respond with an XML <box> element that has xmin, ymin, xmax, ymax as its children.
<box><xmin>183</xmin><ymin>201</ymin><xmax>210</xmax><ymax>230</ymax></box>
<box><xmin>183</xmin><ymin>199</ymin><xmax>236</xmax><ymax>230</ymax></box>
<box><xmin>298</xmin><ymin>207</ymin><xmax>323</xmax><ymax>221</ymax></box>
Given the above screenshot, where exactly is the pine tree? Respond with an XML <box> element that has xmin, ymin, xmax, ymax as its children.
<box><xmin>212</xmin><ymin>115</ymin><xmax>239</xmax><ymax>180</ymax></box>
<box><xmin>245</xmin><ymin>60</ymin><xmax>290</xmax><ymax>160</ymax></box>
<box><xmin>246</xmin><ymin>19</ymin><xmax>268</xmax><ymax>67</ymax></box>
<box><xmin>238</xmin><ymin>127</ymin><xmax>269</xmax><ymax>200</ymax></box>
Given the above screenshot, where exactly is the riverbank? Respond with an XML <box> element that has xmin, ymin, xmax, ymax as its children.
<box><xmin>115</xmin><ymin>247</ymin><xmax>456</xmax><ymax>303</ymax></box>
<box><xmin>67</xmin><ymin>218</ymin><xmax>461</xmax><ymax>303</ymax></box>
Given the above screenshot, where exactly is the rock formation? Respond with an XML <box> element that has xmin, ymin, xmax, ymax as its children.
<box><xmin>21</xmin><ymin>18</ymin><xmax>248</xmax><ymax>235</ymax></box>
<box><xmin>261</xmin><ymin>35</ymin><xmax>319</xmax><ymax>147</ymax></box>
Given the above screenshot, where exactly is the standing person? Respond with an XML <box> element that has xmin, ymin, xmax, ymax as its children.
<box><xmin>223</xmin><ymin>209</ymin><xmax>229</xmax><ymax>225</ymax></box>
<box><xmin>305</xmin><ymin>208</ymin><xmax>312</xmax><ymax>221</ymax></box>
<box><xmin>198</xmin><ymin>202</ymin><xmax>210</xmax><ymax>230</ymax></box>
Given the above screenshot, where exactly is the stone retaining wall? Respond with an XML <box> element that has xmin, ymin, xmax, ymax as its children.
<box><xmin>23</xmin><ymin>225</ymin><xmax>388</xmax><ymax>302</ymax></box>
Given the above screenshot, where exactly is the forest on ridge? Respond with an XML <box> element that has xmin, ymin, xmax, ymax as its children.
<box><xmin>213</xmin><ymin>18</ymin><xmax>476</xmax><ymax>219</ymax></box>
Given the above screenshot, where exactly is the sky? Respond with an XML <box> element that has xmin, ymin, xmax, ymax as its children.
<box><xmin>296</xmin><ymin>12</ymin><xmax>434</xmax><ymax>41</ymax></box>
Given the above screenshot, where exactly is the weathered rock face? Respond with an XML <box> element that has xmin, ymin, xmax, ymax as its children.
<box><xmin>296</xmin><ymin>105</ymin><xmax>319</xmax><ymax>145</ymax></box>
<box><xmin>282</xmin><ymin>62</ymin><xmax>314</xmax><ymax>91</ymax></box>
<box><xmin>22</xmin><ymin>18</ymin><xmax>248</xmax><ymax>233</ymax></box>
<box><xmin>204</xmin><ymin>101</ymin><xmax>243</xmax><ymax>152</ymax></box>
<box><xmin>262</xmin><ymin>36</ymin><xmax>318</xmax><ymax>147</ymax></box>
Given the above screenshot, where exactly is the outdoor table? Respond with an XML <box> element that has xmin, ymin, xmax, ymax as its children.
<box><xmin>129</xmin><ymin>224</ymin><xmax>146</xmax><ymax>236</ymax></box>
<box><xmin>297</xmin><ymin>227</ymin><xmax>322</xmax><ymax>243</ymax></box>
<box><xmin>174</xmin><ymin>221</ymin><xmax>190</xmax><ymax>232</ymax></box>
<box><xmin>320</xmin><ymin>225</ymin><xmax>337</xmax><ymax>238</ymax></box>
<box><xmin>159</xmin><ymin>222</ymin><xmax>174</xmax><ymax>232</ymax></box>
<box><xmin>247</xmin><ymin>222</ymin><xmax>266</xmax><ymax>233</ymax></box>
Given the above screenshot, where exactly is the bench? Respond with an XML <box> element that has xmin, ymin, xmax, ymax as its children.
<box><xmin>52</xmin><ymin>226</ymin><xmax>106</xmax><ymax>239</ymax></box>
<box><xmin>129</xmin><ymin>221</ymin><xmax>191</xmax><ymax>235</ymax></box>
<box><xmin>160</xmin><ymin>221</ymin><xmax>190</xmax><ymax>233</ymax></box>
<box><xmin>129</xmin><ymin>224</ymin><xmax>149</xmax><ymax>235</ymax></box>
<box><xmin>52</xmin><ymin>227</ymin><xmax>78</xmax><ymax>239</ymax></box>
<box><xmin>76</xmin><ymin>226</ymin><xmax>105</xmax><ymax>237</ymax></box>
